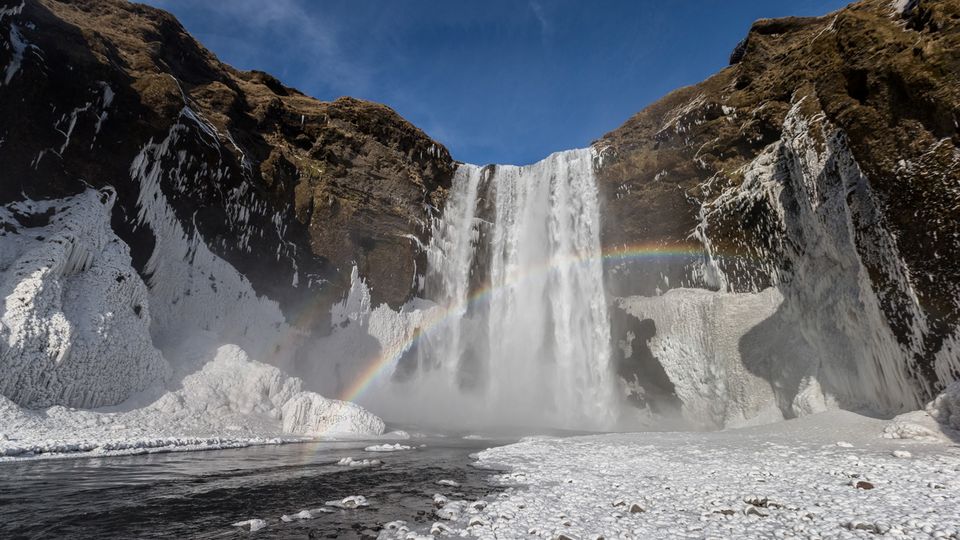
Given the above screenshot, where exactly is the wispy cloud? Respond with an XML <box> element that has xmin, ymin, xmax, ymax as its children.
<box><xmin>143</xmin><ymin>0</ymin><xmax>372</xmax><ymax>96</ymax></box>
<box><xmin>528</xmin><ymin>1</ymin><xmax>551</xmax><ymax>45</ymax></box>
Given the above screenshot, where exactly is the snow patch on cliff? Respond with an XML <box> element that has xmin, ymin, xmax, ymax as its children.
<box><xmin>130</xmin><ymin>118</ymin><xmax>294</xmax><ymax>363</ymax></box>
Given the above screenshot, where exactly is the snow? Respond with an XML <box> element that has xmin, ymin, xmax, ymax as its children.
<box><xmin>928</xmin><ymin>380</ymin><xmax>960</xmax><ymax>431</ymax></box>
<box><xmin>364</xmin><ymin>443</ymin><xmax>412</xmax><ymax>452</ymax></box>
<box><xmin>2</xmin><ymin>22</ymin><xmax>27</xmax><ymax>86</ymax></box>
<box><xmin>891</xmin><ymin>0</ymin><xmax>919</xmax><ymax>16</ymax></box>
<box><xmin>380</xmin><ymin>411</ymin><xmax>960</xmax><ymax>539</ymax></box>
<box><xmin>232</xmin><ymin>519</ymin><xmax>267</xmax><ymax>532</ymax></box>
<box><xmin>280</xmin><ymin>509</ymin><xmax>319</xmax><ymax>522</ymax></box>
<box><xmin>0</xmin><ymin>2</ymin><xmax>24</xmax><ymax>23</ymax></box>
<box><xmin>325</xmin><ymin>495</ymin><xmax>369</xmax><ymax>509</ymax></box>
<box><xmin>281</xmin><ymin>392</ymin><xmax>385</xmax><ymax>437</ymax></box>
<box><xmin>336</xmin><ymin>456</ymin><xmax>382</xmax><ymax>467</ymax></box>
<box><xmin>0</xmin><ymin>189</ymin><xmax>168</xmax><ymax>409</ymax></box>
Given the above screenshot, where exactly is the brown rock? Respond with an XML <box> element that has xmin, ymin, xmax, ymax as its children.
<box><xmin>597</xmin><ymin>0</ymin><xmax>960</xmax><ymax>401</ymax></box>
<box><xmin>1</xmin><ymin>0</ymin><xmax>454</xmax><ymax>332</ymax></box>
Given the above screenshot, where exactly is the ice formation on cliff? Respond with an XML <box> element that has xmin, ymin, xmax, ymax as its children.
<box><xmin>0</xmin><ymin>111</ymin><xmax>385</xmax><ymax>458</ymax></box>
<box><xmin>0</xmin><ymin>188</ymin><xmax>168</xmax><ymax>409</ymax></box>
<box><xmin>616</xmin><ymin>100</ymin><xmax>958</xmax><ymax>428</ymax></box>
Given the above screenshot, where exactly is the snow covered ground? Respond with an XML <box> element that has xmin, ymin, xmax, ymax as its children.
<box><xmin>380</xmin><ymin>410</ymin><xmax>960</xmax><ymax>540</ymax></box>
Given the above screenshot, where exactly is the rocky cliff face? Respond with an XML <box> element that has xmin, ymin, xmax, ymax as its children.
<box><xmin>0</xmin><ymin>0</ymin><xmax>453</xmax><ymax>326</ymax></box>
<box><xmin>597</xmin><ymin>0</ymin><xmax>960</xmax><ymax>425</ymax></box>
<box><xmin>0</xmin><ymin>0</ymin><xmax>449</xmax><ymax>435</ymax></box>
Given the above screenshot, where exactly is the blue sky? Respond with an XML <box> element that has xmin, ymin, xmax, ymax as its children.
<box><xmin>144</xmin><ymin>0</ymin><xmax>850</xmax><ymax>165</ymax></box>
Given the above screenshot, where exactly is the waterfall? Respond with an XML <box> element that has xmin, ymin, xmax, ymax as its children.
<box><xmin>388</xmin><ymin>148</ymin><xmax>618</xmax><ymax>430</ymax></box>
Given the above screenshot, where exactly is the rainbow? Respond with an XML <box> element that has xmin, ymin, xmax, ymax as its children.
<box><xmin>334</xmin><ymin>241</ymin><xmax>720</xmax><ymax>404</ymax></box>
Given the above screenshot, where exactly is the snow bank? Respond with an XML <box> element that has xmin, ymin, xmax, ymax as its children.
<box><xmin>0</xmin><ymin>189</ymin><xmax>168</xmax><ymax>408</ymax></box>
<box><xmin>281</xmin><ymin>392</ymin><xmax>385</xmax><ymax>437</ymax></box>
<box><xmin>380</xmin><ymin>411</ymin><xmax>960</xmax><ymax>539</ymax></box>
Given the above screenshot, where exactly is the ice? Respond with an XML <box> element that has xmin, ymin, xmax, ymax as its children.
<box><xmin>364</xmin><ymin>443</ymin><xmax>412</xmax><ymax>452</ymax></box>
<box><xmin>280</xmin><ymin>510</ymin><xmax>314</xmax><ymax>522</ymax></box>
<box><xmin>232</xmin><ymin>519</ymin><xmax>267</xmax><ymax>532</ymax></box>
<box><xmin>0</xmin><ymin>189</ymin><xmax>168</xmax><ymax>409</ymax></box>
<box><xmin>927</xmin><ymin>380</ymin><xmax>960</xmax><ymax>431</ymax></box>
<box><xmin>882</xmin><ymin>409</ymin><xmax>952</xmax><ymax>441</ymax></box>
<box><xmin>281</xmin><ymin>392</ymin><xmax>385</xmax><ymax>437</ymax></box>
<box><xmin>336</xmin><ymin>456</ymin><xmax>382</xmax><ymax>467</ymax></box>
<box><xmin>436</xmin><ymin>479</ymin><xmax>460</xmax><ymax>487</ymax></box>
<box><xmin>435</xmin><ymin>501</ymin><xmax>465</xmax><ymax>520</ymax></box>
<box><xmin>2</xmin><ymin>23</ymin><xmax>26</xmax><ymax>85</ymax></box>
<box><xmin>325</xmin><ymin>495</ymin><xmax>369</xmax><ymax>509</ymax></box>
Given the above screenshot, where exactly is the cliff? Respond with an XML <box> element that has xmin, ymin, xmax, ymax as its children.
<box><xmin>598</xmin><ymin>0</ymin><xmax>960</xmax><ymax>425</ymax></box>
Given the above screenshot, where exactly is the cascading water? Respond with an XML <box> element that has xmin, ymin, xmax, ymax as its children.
<box><xmin>384</xmin><ymin>149</ymin><xmax>618</xmax><ymax>430</ymax></box>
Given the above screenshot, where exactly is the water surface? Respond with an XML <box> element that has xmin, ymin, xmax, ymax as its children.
<box><xmin>0</xmin><ymin>437</ymin><xmax>510</xmax><ymax>539</ymax></box>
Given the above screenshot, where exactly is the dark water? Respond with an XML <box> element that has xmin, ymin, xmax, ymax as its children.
<box><xmin>0</xmin><ymin>437</ymin><xmax>512</xmax><ymax>539</ymax></box>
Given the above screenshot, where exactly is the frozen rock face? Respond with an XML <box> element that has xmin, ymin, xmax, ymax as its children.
<box><xmin>617</xmin><ymin>288</ymin><xmax>789</xmax><ymax>429</ymax></box>
<box><xmin>0</xmin><ymin>189</ymin><xmax>168</xmax><ymax>408</ymax></box>
<box><xmin>600</xmin><ymin>0</ymin><xmax>960</xmax><ymax>424</ymax></box>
